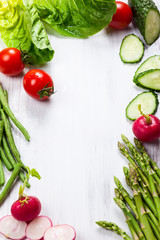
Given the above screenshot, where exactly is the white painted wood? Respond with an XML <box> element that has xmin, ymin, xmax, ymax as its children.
<box><xmin>0</xmin><ymin>1</ymin><xmax>160</xmax><ymax>239</ymax></box>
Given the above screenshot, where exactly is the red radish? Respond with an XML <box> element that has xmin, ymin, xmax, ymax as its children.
<box><xmin>44</xmin><ymin>225</ymin><xmax>76</xmax><ymax>240</ymax></box>
<box><xmin>26</xmin><ymin>216</ymin><xmax>52</xmax><ymax>240</ymax></box>
<box><xmin>11</xmin><ymin>168</ymin><xmax>41</xmax><ymax>222</ymax></box>
<box><xmin>0</xmin><ymin>215</ymin><xmax>27</xmax><ymax>240</ymax></box>
<box><xmin>132</xmin><ymin>105</ymin><xmax>160</xmax><ymax>142</ymax></box>
<box><xmin>11</xmin><ymin>196</ymin><xmax>41</xmax><ymax>222</ymax></box>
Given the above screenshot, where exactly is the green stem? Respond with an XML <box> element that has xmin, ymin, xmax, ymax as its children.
<box><xmin>138</xmin><ymin>105</ymin><xmax>151</xmax><ymax>124</ymax></box>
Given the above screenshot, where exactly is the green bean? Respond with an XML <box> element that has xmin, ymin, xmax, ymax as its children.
<box><xmin>1</xmin><ymin>109</ymin><xmax>20</xmax><ymax>159</ymax></box>
<box><xmin>0</xmin><ymin>163</ymin><xmax>21</xmax><ymax>205</ymax></box>
<box><xmin>0</xmin><ymin>159</ymin><xmax>5</xmax><ymax>186</ymax></box>
<box><xmin>0</xmin><ymin>121</ymin><xmax>4</xmax><ymax>142</ymax></box>
<box><xmin>3</xmin><ymin>90</ymin><xmax>8</xmax><ymax>103</ymax></box>
<box><xmin>0</xmin><ymin>84</ymin><xmax>30</xmax><ymax>141</ymax></box>
<box><xmin>0</xmin><ymin>148</ymin><xmax>13</xmax><ymax>171</ymax></box>
<box><xmin>2</xmin><ymin>136</ymin><xmax>30</xmax><ymax>188</ymax></box>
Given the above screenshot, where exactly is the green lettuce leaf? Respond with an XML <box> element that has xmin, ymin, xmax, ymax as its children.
<box><xmin>0</xmin><ymin>0</ymin><xmax>54</xmax><ymax>65</ymax></box>
<box><xmin>34</xmin><ymin>0</ymin><xmax>117</xmax><ymax>38</ymax></box>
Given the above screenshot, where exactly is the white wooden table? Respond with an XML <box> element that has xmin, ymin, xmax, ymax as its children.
<box><xmin>0</xmin><ymin>1</ymin><xmax>160</xmax><ymax>239</ymax></box>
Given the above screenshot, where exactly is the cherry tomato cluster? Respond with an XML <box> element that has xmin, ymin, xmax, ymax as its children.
<box><xmin>0</xmin><ymin>48</ymin><xmax>54</xmax><ymax>101</ymax></box>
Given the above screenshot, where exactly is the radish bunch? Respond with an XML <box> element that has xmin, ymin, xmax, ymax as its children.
<box><xmin>0</xmin><ymin>215</ymin><xmax>76</xmax><ymax>240</ymax></box>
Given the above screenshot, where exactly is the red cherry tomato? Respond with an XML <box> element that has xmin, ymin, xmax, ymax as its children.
<box><xmin>109</xmin><ymin>1</ymin><xmax>133</xmax><ymax>29</ymax></box>
<box><xmin>23</xmin><ymin>69</ymin><xmax>54</xmax><ymax>101</ymax></box>
<box><xmin>11</xmin><ymin>196</ymin><xmax>41</xmax><ymax>222</ymax></box>
<box><xmin>132</xmin><ymin>115</ymin><xmax>160</xmax><ymax>142</ymax></box>
<box><xmin>0</xmin><ymin>48</ymin><xmax>25</xmax><ymax>76</ymax></box>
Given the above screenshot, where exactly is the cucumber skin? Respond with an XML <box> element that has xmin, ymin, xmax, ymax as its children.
<box><xmin>133</xmin><ymin>69</ymin><xmax>160</xmax><ymax>91</ymax></box>
<box><xmin>128</xmin><ymin>0</ymin><xmax>160</xmax><ymax>45</ymax></box>
<box><xmin>126</xmin><ymin>91</ymin><xmax>159</xmax><ymax>121</ymax></box>
<box><xmin>134</xmin><ymin>55</ymin><xmax>160</xmax><ymax>79</ymax></box>
<box><xmin>120</xmin><ymin>34</ymin><xmax>144</xmax><ymax>64</ymax></box>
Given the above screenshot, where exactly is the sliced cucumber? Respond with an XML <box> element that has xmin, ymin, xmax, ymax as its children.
<box><xmin>134</xmin><ymin>55</ymin><xmax>160</xmax><ymax>78</ymax></box>
<box><xmin>126</xmin><ymin>91</ymin><xmax>159</xmax><ymax>120</ymax></box>
<box><xmin>129</xmin><ymin>0</ymin><xmax>160</xmax><ymax>45</ymax></box>
<box><xmin>120</xmin><ymin>34</ymin><xmax>144</xmax><ymax>63</ymax></box>
<box><xmin>134</xmin><ymin>69</ymin><xmax>160</xmax><ymax>91</ymax></box>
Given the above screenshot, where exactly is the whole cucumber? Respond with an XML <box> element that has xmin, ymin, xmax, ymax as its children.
<box><xmin>129</xmin><ymin>0</ymin><xmax>160</xmax><ymax>45</ymax></box>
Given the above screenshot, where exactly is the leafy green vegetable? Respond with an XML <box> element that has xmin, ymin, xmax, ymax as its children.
<box><xmin>0</xmin><ymin>0</ymin><xmax>116</xmax><ymax>64</ymax></box>
<box><xmin>0</xmin><ymin>0</ymin><xmax>54</xmax><ymax>65</ymax></box>
<box><xmin>34</xmin><ymin>0</ymin><xmax>117</xmax><ymax>38</ymax></box>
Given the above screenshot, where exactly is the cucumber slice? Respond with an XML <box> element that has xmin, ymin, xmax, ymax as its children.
<box><xmin>129</xmin><ymin>0</ymin><xmax>160</xmax><ymax>45</ymax></box>
<box><xmin>134</xmin><ymin>69</ymin><xmax>160</xmax><ymax>91</ymax></box>
<box><xmin>126</xmin><ymin>91</ymin><xmax>159</xmax><ymax>120</ymax></box>
<box><xmin>120</xmin><ymin>34</ymin><xmax>144</xmax><ymax>63</ymax></box>
<box><xmin>134</xmin><ymin>55</ymin><xmax>160</xmax><ymax>78</ymax></box>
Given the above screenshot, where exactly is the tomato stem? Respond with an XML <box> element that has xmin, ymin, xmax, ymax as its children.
<box><xmin>138</xmin><ymin>104</ymin><xmax>151</xmax><ymax>124</ymax></box>
<box><xmin>38</xmin><ymin>82</ymin><xmax>54</xmax><ymax>99</ymax></box>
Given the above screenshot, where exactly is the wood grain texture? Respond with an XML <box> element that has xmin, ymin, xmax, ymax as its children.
<box><xmin>0</xmin><ymin>1</ymin><xmax>160</xmax><ymax>239</ymax></box>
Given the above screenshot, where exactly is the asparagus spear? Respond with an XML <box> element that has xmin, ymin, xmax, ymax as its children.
<box><xmin>118</xmin><ymin>142</ymin><xmax>150</xmax><ymax>191</ymax></box>
<box><xmin>148</xmin><ymin>217</ymin><xmax>160</xmax><ymax>240</ymax></box>
<box><xmin>114</xmin><ymin>177</ymin><xmax>138</xmax><ymax>217</ymax></box>
<box><xmin>121</xmin><ymin>135</ymin><xmax>146</xmax><ymax>173</ymax></box>
<box><xmin>129</xmin><ymin>165</ymin><xmax>156</xmax><ymax>240</ymax></box>
<box><xmin>125</xmin><ymin>215</ymin><xmax>140</xmax><ymax>240</ymax></box>
<box><xmin>114</xmin><ymin>198</ymin><xmax>145</xmax><ymax>240</ymax></box>
<box><xmin>96</xmin><ymin>221</ymin><xmax>133</xmax><ymax>240</ymax></box>
<box><xmin>134</xmin><ymin>138</ymin><xmax>160</xmax><ymax>178</ymax></box>
<box><xmin>146</xmin><ymin>164</ymin><xmax>160</xmax><ymax>225</ymax></box>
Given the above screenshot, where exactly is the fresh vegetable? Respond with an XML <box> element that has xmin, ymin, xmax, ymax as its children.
<box><xmin>128</xmin><ymin>0</ymin><xmax>160</xmax><ymax>45</ymax></box>
<box><xmin>23</xmin><ymin>69</ymin><xmax>54</xmax><ymax>100</ymax></box>
<box><xmin>126</xmin><ymin>91</ymin><xmax>159</xmax><ymax>120</ymax></box>
<box><xmin>0</xmin><ymin>84</ymin><xmax>30</xmax><ymax>141</ymax></box>
<box><xmin>119</xmin><ymin>34</ymin><xmax>144</xmax><ymax>63</ymax></box>
<box><xmin>0</xmin><ymin>215</ymin><xmax>27</xmax><ymax>240</ymax></box>
<box><xmin>132</xmin><ymin>105</ymin><xmax>160</xmax><ymax>142</ymax></box>
<box><xmin>109</xmin><ymin>1</ymin><xmax>133</xmax><ymax>29</ymax></box>
<box><xmin>34</xmin><ymin>0</ymin><xmax>117</xmax><ymax>38</ymax></box>
<box><xmin>11</xmin><ymin>168</ymin><xmax>41</xmax><ymax>222</ymax></box>
<box><xmin>0</xmin><ymin>0</ymin><xmax>54</xmax><ymax>65</ymax></box>
<box><xmin>97</xmin><ymin>135</ymin><xmax>160</xmax><ymax>240</ymax></box>
<box><xmin>0</xmin><ymin>159</ymin><xmax>5</xmax><ymax>186</ymax></box>
<box><xmin>134</xmin><ymin>55</ymin><xmax>160</xmax><ymax>79</ymax></box>
<box><xmin>96</xmin><ymin>222</ymin><xmax>132</xmax><ymax>240</ymax></box>
<box><xmin>11</xmin><ymin>196</ymin><xmax>41</xmax><ymax>222</ymax></box>
<box><xmin>0</xmin><ymin>148</ymin><xmax>13</xmax><ymax>171</ymax></box>
<box><xmin>44</xmin><ymin>225</ymin><xmax>76</xmax><ymax>240</ymax></box>
<box><xmin>133</xmin><ymin>69</ymin><xmax>160</xmax><ymax>91</ymax></box>
<box><xmin>0</xmin><ymin>0</ymin><xmax>116</xmax><ymax>63</ymax></box>
<box><xmin>0</xmin><ymin>48</ymin><xmax>25</xmax><ymax>76</ymax></box>
<box><xmin>0</xmin><ymin>164</ymin><xmax>21</xmax><ymax>205</ymax></box>
<box><xmin>26</xmin><ymin>216</ymin><xmax>53</xmax><ymax>240</ymax></box>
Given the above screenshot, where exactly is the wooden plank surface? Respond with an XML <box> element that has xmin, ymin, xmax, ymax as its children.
<box><xmin>0</xmin><ymin>1</ymin><xmax>160</xmax><ymax>239</ymax></box>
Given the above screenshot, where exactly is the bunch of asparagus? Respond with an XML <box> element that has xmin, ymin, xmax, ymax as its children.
<box><xmin>96</xmin><ymin>135</ymin><xmax>160</xmax><ymax>240</ymax></box>
<box><xmin>0</xmin><ymin>84</ymin><xmax>30</xmax><ymax>205</ymax></box>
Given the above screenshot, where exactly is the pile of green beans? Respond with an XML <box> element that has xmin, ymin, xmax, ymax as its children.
<box><xmin>0</xmin><ymin>84</ymin><xmax>30</xmax><ymax>204</ymax></box>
